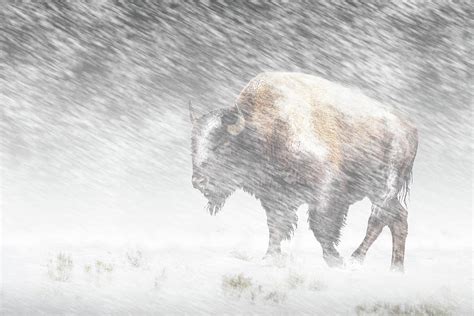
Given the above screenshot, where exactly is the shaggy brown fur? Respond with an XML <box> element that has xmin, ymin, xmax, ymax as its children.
<box><xmin>191</xmin><ymin>72</ymin><xmax>418</xmax><ymax>270</ymax></box>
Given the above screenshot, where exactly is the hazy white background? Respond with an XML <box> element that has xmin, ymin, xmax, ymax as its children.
<box><xmin>2</xmin><ymin>1</ymin><xmax>472</xmax><ymax>314</ymax></box>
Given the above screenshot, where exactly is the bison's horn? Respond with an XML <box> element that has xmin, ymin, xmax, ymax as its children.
<box><xmin>227</xmin><ymin>103</ymin><xmax>245</xmax><ymax>135</ymax></box>
<box><xmin>188</xmin><ymin>101</ymin><xmax>196</xmax><ymax>123</ymax></box>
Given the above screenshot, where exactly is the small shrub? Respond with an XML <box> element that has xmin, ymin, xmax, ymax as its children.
<box><xmin>286</xmin><ymin>272</ymin><xmax>305</xmax><ymax>289</ymax></box>
<box><xmin>95</xmin><ymin>260</ymin><xmax>114</xmax><ymax>273</ymax></box>
<box><xmin>47</xmin><ymin>253</ymin><xmax>73</xmax><ymax>282</ymax></box>
<box><xmin>222</xmin><ymin>273</ymin><xmax>252</xmax><ymax>292</ymax></box>
<box><xmin>84</xmin><ymin>264</ymin><xmax>92</xmax><ymax>273</ymax></box>
<box><xmin>222</xmin><ymin>273</ymin><xmax>253</xmax><ymax>297</ymax></box>
<box><xmin>83</xmin><ymin>259</ymin><xmax>114</xmax><ymax>285</ymax></box>
<box><xmin>222</xmin><ymin>273</ymin><xmax>288</xmax><ymax>304</ymax></box>
<box><xmin>126</xmin><ymin>249</ymin><xmax>143</xmax><ymax>268</ymax></box>
<box><xmin>249</xmin><ymin>285</ymin><xmax>263</xmax><ymax>302</ymax></box>
<box><xmin>355</xmin><ymin>302</ymin><xmax>452</xmax><ymax>316</ymax></box>
<box><xmin>264</xmin><ymin>290</ymin><xmax>287</xmax><ymax>304</ymax></box>
<box><xmin>308</xmin><ymin>279</ymin><xmax>327</xmax><ymax>291</ymax></box>
<box><xmin>154</xmin><ymin>268</ymin><xmax>167</xmax><ymax>289</ymax></box>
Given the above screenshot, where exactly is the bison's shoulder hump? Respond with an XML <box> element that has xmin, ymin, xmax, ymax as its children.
<box><xmin>240</xmin><ymin>72</ymin><xmax>393</xmax><ymax>121</ymax></box>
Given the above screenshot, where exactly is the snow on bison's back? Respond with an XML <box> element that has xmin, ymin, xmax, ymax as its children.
<box><xmin>190</xmin><ymin>72</ymin><xmax>418</xmax><ymax>270</ymax></box>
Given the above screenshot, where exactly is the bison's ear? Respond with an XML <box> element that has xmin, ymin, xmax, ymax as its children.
<box><xmin>223</xmin><ymin>105</ymin><xmax>245</xmax><ymax>135</ymax></box>
<box><xmin>188</xmin><ymin>101</ymin><xmax>196</xmax><ymax>123</ymax></box>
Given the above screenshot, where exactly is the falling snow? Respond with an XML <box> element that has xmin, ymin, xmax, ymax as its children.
<box><xmin>1</xmin><ymin>1</ymin><xmax>472</xmax><ymax>315</ymax></box>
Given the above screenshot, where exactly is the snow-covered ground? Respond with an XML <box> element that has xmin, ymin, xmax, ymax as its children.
<box><xmin>2</xmin><ymin>2</ymin><xmax>472</xmax><ymax>315</ymax></box>
<box><xmin>2</xmin><ymin>188</ymin><xmax>472</xmax><ymax>315</ymax></box>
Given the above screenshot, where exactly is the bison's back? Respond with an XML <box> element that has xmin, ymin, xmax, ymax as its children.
<box><xmin>236</xmin><ymin>72</ymin><xmax>401</xmax><ymax>170</ymax></box>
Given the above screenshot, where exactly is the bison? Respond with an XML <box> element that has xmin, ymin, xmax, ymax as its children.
<box><xmin>189</xmin><ymin>72</ymin><xmax>418</xmax><ymax>271</ymax></box>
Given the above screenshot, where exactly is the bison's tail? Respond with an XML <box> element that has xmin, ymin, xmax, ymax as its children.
<box><xmin>397</xmin><ymin>139</ymin><xmax>418</xmax><ymax>208</ymax></box>
<box><xmin>397</xmin><ymin>168</ymin><xmax>413</xmax><ymax>208</ymax></box>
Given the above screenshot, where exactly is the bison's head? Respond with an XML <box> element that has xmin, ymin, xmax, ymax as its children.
<box><xmin>189</xmin><ymin>102</ymin><xmax>245</xmax><ymax>215</ymax></box>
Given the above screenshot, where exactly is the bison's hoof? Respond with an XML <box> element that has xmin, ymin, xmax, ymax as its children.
<box><xmin>324</xmin><ymin>255</ymin><xmax>344</xmax><ymax>268</ymax></box>
<box><xmin>262</xmin><ymin>250</ymin><xmax>281</xmax><ymax>261</ymax></box>
<box><xmin>350</xmin><ymin>252</ymin><xmax>365</xmax><ymax>265</ymax></box>
<box><xmin>262</xmin><ymin>252</ymin><xmax>287</xmax><ymax>267</ymax></box>
<box><xmin>390</xmin><ymin>263</ymin><xmax>405</xmax><ymax>273</ymax></box>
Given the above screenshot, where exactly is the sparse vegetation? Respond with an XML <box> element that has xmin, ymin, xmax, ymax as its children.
<box><xmin>83</xmin><ymin>259</ymin><xmax>114</xmax><ymax>285</ymax></box>
<box><xmin>154</xmin><ymin>268</ymin><xmax>167</xmax><ymax>290</ymax></box>
<box><xmin>47</xmin><ymin>253</ymin><xmax>73</xmax><ymax>282</ymax></box>
<box><xmin>222</xmin><ymin>273</ymin><xmax>253</xmax><ymax>296</ymax></box>
<box><xmin>84</xmin><ymin>264</ymin><xmax>92</xmax><ymax>273</ymax></box>
<box><xmin>355</xmin><ymin>302</ymin><xmax>453</xmax><ymax>316</ymax></box>
<box><xmin>95</xmin><ymin>260</ymin><xmax>114</xmax><ymax>273</ymax></box>
<box><xmin>264</xmin><ymin>290</ymin><xmax>287</xmax><ymax>304</ymax></box>
<box><xmin>249</xmin><ymin>285</ymin><xmax>263</xmax><ymax>302</ymax></box>
<box><xmin>126</xmin><ymin>249</ymin><xmax>143</xmax><ymax>268</ymax></box>
<box><xmin>286</xmin><ymin>272</ymin><xmax>305</xmax><ymax>289</ymax></box>
<box><xmin>308</xmin><ymin>279</ymin><xmax>327</xmax><ymax>292</ymax></box>
<box><xmin>222</xmin><ymin>273</ymin><xmax>287</xmax><ymax>304</ymax></box>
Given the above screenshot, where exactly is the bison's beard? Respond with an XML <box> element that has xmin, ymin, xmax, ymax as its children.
<box><xmin>204</xmin><ymin>192</ymin><xmax>229</xmax><ymax>216</ymax></box>
<box><xmin>205</xmin><ymin>200</ymin><xmax>225</xmax><ymax>216</ymax></box>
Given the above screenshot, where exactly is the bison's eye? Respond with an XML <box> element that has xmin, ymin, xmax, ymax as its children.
<box><xmin>211</xmin><ymin>137</ymin><xmax>228</xmax><ymax>151</ymax></box>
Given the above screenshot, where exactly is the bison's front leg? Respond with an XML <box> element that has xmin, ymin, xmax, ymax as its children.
<box><xmin>260</xmin><ymin>199</ymin><xmax>298</xmax><ymax>258</ymax></box>
<box><xmin>308</xmin><ymin>199</ymin><xmax>349</xmax><ymax>267</ymax></box>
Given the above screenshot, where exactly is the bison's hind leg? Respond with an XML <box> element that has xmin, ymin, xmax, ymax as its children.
<box><xmin>351</xmin><ymin>204</ymin><xmax>386</xmax><ymax>264</ymax></box>
<box><xmin>351</xmin><ymin>199</ymin><xmax>408</xmax><ymax>271</ymax></box>
<box><xmin>386</xmin><ymin>199</ymin><xmax>408</xmax><ymax>271</ymax></box>
<box><xmin>352</xmin><ymin>167</ymin><xmax>410</xmax><ymax>271</ymax></box>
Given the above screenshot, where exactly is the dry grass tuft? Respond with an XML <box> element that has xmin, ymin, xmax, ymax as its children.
<box><xmin>126</xmin><ymin>249</ymin><xmax>144</xmax><ymax>268</ymax></box>
<box><xmin>355</xmin><ymin>302</ymin><xmax>453</xmax><ymax>316</ymax></box>
<box><xmin>47</xmin><ymin>253</ymin><xmax>73</xmax><ymax>282</ymax></box>
<box><xmin>286</xmin><ymin>272</ymin><xmax>305</xmax><ymax>289</ymax></box>
<box><xmin>222</xmin><ymin>273</ymin><xmax>253</xmax><ymax>296</ymax></box>
<box><xmin>95</xmin><ymin>260</ymin><xmax>114</xmax><ymax>273</ymax></box>
<box><xmin>222</xmin><ymin>273</ymin><xmax>288</xmax><ymax>304</ymax></box>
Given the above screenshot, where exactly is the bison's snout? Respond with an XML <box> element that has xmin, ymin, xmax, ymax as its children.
<box><xmin>192</xmin><ymin>175</ymin><xmax>209</xmax><ymax>192</ymax></box>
